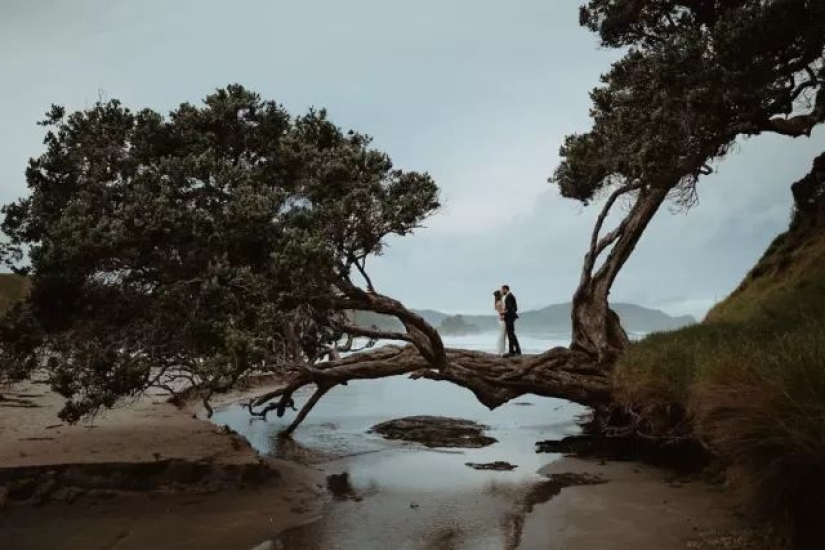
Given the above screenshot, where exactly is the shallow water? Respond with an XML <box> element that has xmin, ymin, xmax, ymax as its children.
<box><xmin>211</xmin><ymin>334</ymin><xmax>587</xmax><ymax>549</ymax></box>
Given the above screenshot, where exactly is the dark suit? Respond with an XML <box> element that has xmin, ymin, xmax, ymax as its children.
<box><xmin>503</xmin><ymin>293</ymin><xmax>521</xmax><ymax>355</ymax></box>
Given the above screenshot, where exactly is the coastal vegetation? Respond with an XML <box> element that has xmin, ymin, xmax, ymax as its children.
<box><xmin>615</xmin><ymin>153</ymin><xmax>825</xmax><ymax>547</ymax></box>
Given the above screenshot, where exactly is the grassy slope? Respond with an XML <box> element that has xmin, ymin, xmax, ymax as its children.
<box><xmin>614</xmin><ymin>213</ymin><xmax>825</xmax><ymax>545</ymax></box>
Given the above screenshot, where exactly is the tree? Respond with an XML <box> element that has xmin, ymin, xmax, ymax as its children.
<box><xmin>555</xmin><ymin>0</ymin><xmax>825</xmax><ymax>363</ymax></box>
<box><xmin>0</xmin><ymin>85</ymin><xmax>613</xmax><ymax>431</ymax></box>
<box><xmin>0</xmin><ymin>85</ymin><xmax>440</xmax><ymax>422</ymax></box>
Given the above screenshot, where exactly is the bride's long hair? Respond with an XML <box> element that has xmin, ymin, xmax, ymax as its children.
<box><xmin>493</xmin><ymin>290</ymin><xmax>502</xmax><ymax>306</ymax></box>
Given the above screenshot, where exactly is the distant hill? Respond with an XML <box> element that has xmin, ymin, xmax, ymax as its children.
<box><xmin>350</xmin><ymin>302</ymin><xmax>695</xmax><ymax>336</ymax></box>
<box><xmin>0</xmin><ymin>275</ymin><xmax>694</xmax><ymax>336</ymax></box>
<box><xmin>0</xmin><ymin>270</ymin><xmax>694</xmax><ymax>337</ymax></box>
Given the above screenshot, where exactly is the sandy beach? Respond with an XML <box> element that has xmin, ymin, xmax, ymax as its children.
<box><xmin>1</xmin><ymin>380</ymin><xmax>271</xmax><ymax>468</ymax></box>
<box><xmin>0</xmin><ymin>379</ymin><xmax>748</xmax><ymax>550</ymax></box>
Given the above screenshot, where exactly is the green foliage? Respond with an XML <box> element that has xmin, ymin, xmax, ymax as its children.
<box><xmin>554</xmin><ymin>1</ymin><xmax>825</xmax><ymax>203</ymax></box>
<box><xmin>0</xmin><ymin>85</ymin><xmax>439</xmax><ymax>420</ymax></box>
<box><xmin>0</xmin><ymin>273</ymin><xmax>29</xmax><ymax>313</ymax></box>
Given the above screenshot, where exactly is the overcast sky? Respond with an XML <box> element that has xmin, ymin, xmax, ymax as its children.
<box><xmin>2</xmin><ymin>1</ymin><xmax>824</xmax><ymax>320</ymax></box>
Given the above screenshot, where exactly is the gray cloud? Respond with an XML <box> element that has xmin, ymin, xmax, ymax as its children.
<box><xmin>2</xmin><ymin>0</ymin><xmax>823</xmax><ymax>321</ymax></box>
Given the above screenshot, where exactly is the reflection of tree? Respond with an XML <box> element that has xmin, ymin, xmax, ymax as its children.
<box><xmin>270</xmin><ymin>433</ymin><xmax>329</xmax><ymax>465</ymax></box>
<box><xmin>502</xmin><ymin>474</ymin><xmax>607</xmax><ymax>549</ymax></box>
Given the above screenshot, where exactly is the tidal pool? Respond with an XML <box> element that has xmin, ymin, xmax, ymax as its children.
<box><xmin>212</xmin><ymin>348</ymin><xmax>588</xmax><ymax>550</ymax></box>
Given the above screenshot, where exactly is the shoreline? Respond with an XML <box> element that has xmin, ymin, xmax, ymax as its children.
<box><xmin>0</xmin><ymin>379</ymin><xmax>292</xmax><ymax>501</ymax></box>
<box><xmin>0</xmin><ymin>381</ymin><xmax>750</xmax><ymax>549</ymax></box>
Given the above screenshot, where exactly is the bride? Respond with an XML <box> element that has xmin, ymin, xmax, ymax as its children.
<box><xmin>493</xmin><ymin>290</ymin><xmax>507</xmax><ymax>356</ymax></box>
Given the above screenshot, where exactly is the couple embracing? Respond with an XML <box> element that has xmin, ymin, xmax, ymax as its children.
<box><xmin>493</xmin><ymin>285</ymin><xmax>521</xmax><ymax>357</ymax></box>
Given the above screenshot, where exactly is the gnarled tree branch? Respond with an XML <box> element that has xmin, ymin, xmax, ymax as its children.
<box><xmin>246</xmin><ymin>344</ymin><xmax>612</xmax><ymax>434</ymax></box>
<box><xmin>762</xmin><ymin>87</ymin><xmax>825</xmax><ymax>137</ymax></box>
<box><xmin>581</xmin><ymin>182</ymin><xmax>644</xmax><ymax>285</ymax></box>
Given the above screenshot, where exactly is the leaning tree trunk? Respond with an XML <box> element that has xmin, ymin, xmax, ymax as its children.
<box><xmin>570</xmin><ymin>186</ymin><xmax>670</xmax><ymax>362</ymax></box>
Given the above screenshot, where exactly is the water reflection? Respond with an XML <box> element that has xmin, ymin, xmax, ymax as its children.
<box><xmin>210</xmin><ymin>338</ymin><xmax>588</xmax><ymax>549</ymax></box>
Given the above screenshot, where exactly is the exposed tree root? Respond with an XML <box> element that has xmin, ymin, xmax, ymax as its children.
<box><xmin>246</xmin><ymin>344</ymin><xmax>612</xmax><ymax>434</ymax></box>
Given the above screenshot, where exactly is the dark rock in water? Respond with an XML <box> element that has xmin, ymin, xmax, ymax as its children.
<box><xmin>370</xmin><ymin>416</ymin><xmax>497</xmax><ymax>448</ymax></box>
<box><xmin>465</xmin><ymin>461</ymin><xmax>517</xmax><ymax>471</ymax></box>
<box><xmin>326</xmin><ymin>472</ymin><xmax>361</xmax><ymax>501</ymax></box>
<box><xmin>535</xmin><ymin>435</ymin><xmax>592</xmax><ymax>455</ymax></box>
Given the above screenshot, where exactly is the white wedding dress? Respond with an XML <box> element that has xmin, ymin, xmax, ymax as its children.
<box><xmin>495</xmin><ymin>299</ymin><xmax>507</xmax><ymax>355</ymax></box>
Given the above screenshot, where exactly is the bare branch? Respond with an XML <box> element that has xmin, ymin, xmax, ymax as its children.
<box><xmin>593</xmin><ymin>186</ymin><xmax>669</xmax><ymax>288</ymax></box>
<box><xmin>768</xmin><ymin>69</ymin><xmax>820</xmax><ymax>115</ymax></box>
<box><xmin>246</xmin><ymin>344</ymin><xmax>611</xmax><ymax>433</ymax></box>
<box><xmin>762</xmin><ymin>87</ymin><xmax>825</xmax><ymax>137</ymax></box>
<box><xmin>581</xmin><ymin>182</ymin><xmax>644</xmax><ymax>283</ymax></box>
<box><xmin>279</xmin><ymin>383</ymin><xmax>333</xmax><ymax>436</ymax></box>
<box><xmin>352</xmin><ymin>255</ymin><xmax>376</xmax><ymax>293</ymax></box>
<box><xmin>333</xmin><ymin>278</ymin><xmax>447</xmax><ymax>367</ymax></box>
<box><xmin>336</xmin><ymin>322</ymin><xmax>413</xmax><ymax>343</ymax></box>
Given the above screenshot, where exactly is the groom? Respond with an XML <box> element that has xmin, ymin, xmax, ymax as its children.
<box><xmin>501</xmin><ymin>285</ymin><xmax>522</xmax><ymax>357</ymax></box>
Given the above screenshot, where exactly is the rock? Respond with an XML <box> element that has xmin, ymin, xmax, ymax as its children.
<box><xmin>370</xmin><ymin>416</ymin><xmax>497</xmax><ymax>448</ymax></box>
<box><xmin>465</xmin><ymin>461</ymin><xmax>518</xmax><ymax>471</ymax></box>
<box><xmin>326</xmin><ymin>472</ymin><xmax>360</xmax><ymax>501</ymax></box>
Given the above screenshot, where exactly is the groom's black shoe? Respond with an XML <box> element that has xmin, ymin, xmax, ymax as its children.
<box><xmin>503</xmin><ymin>353</ymin><xmax>514</xmax><ymax>358</ymax></box>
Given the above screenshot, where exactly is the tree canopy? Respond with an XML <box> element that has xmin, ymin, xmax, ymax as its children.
<box><xmin>551</xmin><ymin>0</ymin><xmax>825</xmax><ymax>359</ymax></box>
<box><xmin>555</xmin><ymin>0</ymin><xmax>825</xmax><ymax>204</ymax></box>
<box><xmin>0</xmin><ymin>85</ymin><xmax>438</xmax><ymax>421</ymax></box>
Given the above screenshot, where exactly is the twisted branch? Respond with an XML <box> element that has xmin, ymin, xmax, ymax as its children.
<box><xmin>245</xmin><ymin>344</ymin><xmax>612</xmax><ymax>434</ymax></box>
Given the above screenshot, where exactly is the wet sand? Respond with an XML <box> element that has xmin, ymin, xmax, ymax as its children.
<box><xmin>2</xmin><ymin>461</ymin><xmax>326</xmax><ymax>550</ymax></box>
<box><xmin>1</xmin><ymin>374</ymin><xmax>746</xmax><ymax>549</ymax></box>
<box><xmin>215</xmin><ymin>376</ymin><xmax>744</xmax><ymax>550</ymax></box>
<box><xmin>522</xmin><ymin>458</ymin><xmax>741</xmax><ymax>550</ymax></box>
<box><xmin>0</xmin><ymin>379</ymin><xmax>275</xmax><ymax>468</ymax></box>
<box><xmin>1</xmin><ymin>379</ymin><xmax>328</xmax><ymax>549</ymax></box>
